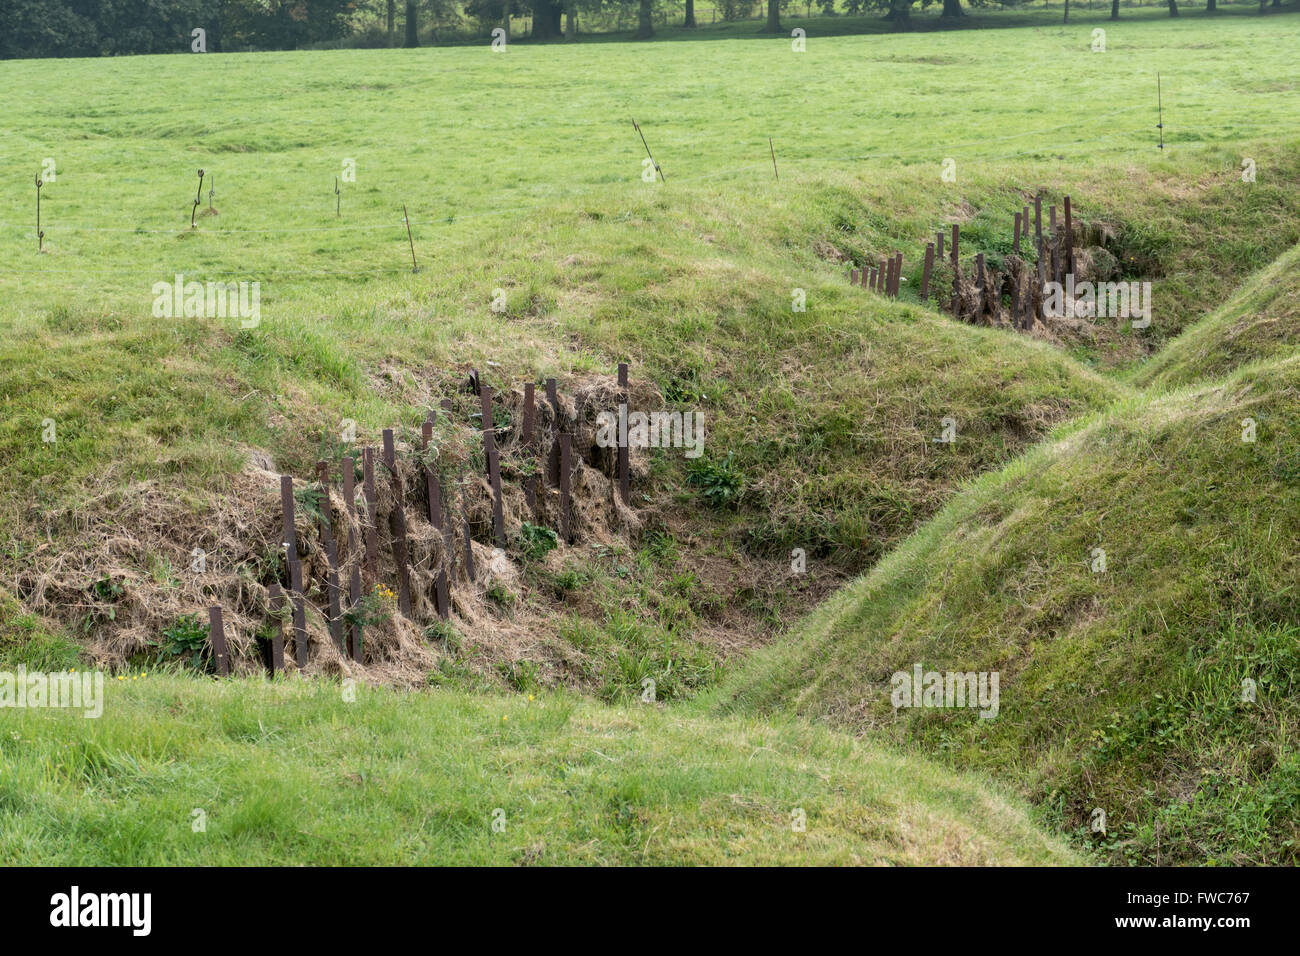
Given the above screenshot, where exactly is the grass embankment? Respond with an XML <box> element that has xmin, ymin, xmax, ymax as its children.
<box><xmin>0</xmin><ymin>607</ymin><xmax>1078</xmax><ymax>865</ymax></box>
<box><xmin>717</xmin><ymin>345</ymin><xmax>1300</xmax><ymax>864</ymax></box>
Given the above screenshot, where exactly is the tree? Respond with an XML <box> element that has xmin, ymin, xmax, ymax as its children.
<box><xmin>761</xmin><ymin>0</ymin><xmax>782</xmax><ymax>33</ymax></box>
<box><xmin>684</xmin><ymin>0</ymin><xmax>696</xmax><ymax>27</ymax></box>
<box><xmin>405</xmin><ymin>0</ymin><xmax>419</xmax><ymax>45</ymax></box>
<box><xmin>636</xmin><ymin>0</ymin><xmax>653</xmax><ymax>38</ymax></box>
<box><xmin>387</xmin><ymin>0</ymin><xmax>395</xmax><ymax>45</ymax></box>
<box><xmin>941</xmin><ymin>0</ymin><xmax>963</xmax><ymax>17</ymax></box>
<box><xmin>1110</xmin><ymin>0</ymin><xmax>1119</xmax><ymax>20</ymax></box>
<box><xmin>1167</xmin><ymin>0</ymin><xmax>1178</xmax><ymax>15</ymax></box>
<box><xmin>529</xmin><ymin>0</ymin><xmax>563</xmax><ymax>37</ymax></box>
<box><xmin>1206</xmin><ymin>0</ymin><xmax>1216</xmax><ymax>12</ymax></box>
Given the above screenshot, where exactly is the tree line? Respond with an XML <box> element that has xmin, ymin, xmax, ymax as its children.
<box><xmin>0</xmin><ymin>0</ymin><xmax>1286</xmax><ymax>59</ymax></box>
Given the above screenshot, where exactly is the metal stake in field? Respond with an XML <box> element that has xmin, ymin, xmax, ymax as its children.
<box><xmin>950</xmin><ymin>224</ymin><xmax>960</xmax><ymax>318</ymax></box>
<box><xmin>341</xmin><ymin>456</ymin><xmax>364</xmax><ymax>660</ymax></box>
<box><xmin>208</xmin><ymin>605</ymin><xmax>231</xmax><ymax>676</ymax></box>
<box><xmin>921</xmin><ymin>242</ymin><xmax>935</xmax><ymax>302</ymax></box>
<box><xmin>631</xmin><ymin>117</ymin><xmax>665</xmax><ymax>182</ymax></box>
<box><xmin>192</xmin><ymin>169</ymin><xmax>204</xmax><ymax>229</ymax></box>
<box><xmin>402</xmin><ymin>203</ymin><xmax>418</xmax><ymax>272</ymax></box>
<box><xmin>335</xmin><ymin>176</ymin><xmax>341</xmax><ymax>217</ymax></box>
<box><xmin>382</xmin><ymin>429</ymin><xmax>414</xmax><ymax>617</ymax></box>
<box><xmin>35</xmin><ymin>174</ymin><xmax>43</xmax><ymax>251</ymax></box>
<box><xmin>1156</xmin><ymin>73</ymin><xmax>1165</xmax><ymax>151</ymax></box>
<box><xmin>617</xmin><ymin>363</ymin><xmax>631</xmax><ymax>504</ymax></box>
<box><xmin>1063</xmin><ymin>195</ymin><xmax>1074</xmax><ymax>276</ymax></box>
<box><xmin>769</xmin><ymin>137</ymin><xmax>779</xmax><ymax>182</ymax></box>
<box><xmin>546</xmin><ymin>377</ymin><xmax>561</xmax><ymax>486</ymax></box>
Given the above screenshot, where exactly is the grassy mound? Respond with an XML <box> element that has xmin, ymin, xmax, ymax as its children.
<box><xmin>1133</xmin><ymin>243</ymin><xmax>1300</xmax><ymax>390</ymax></box>
<box><xmin>0</xmin><ymin>655</ymin><xmax>1079</xmax><ymax>865</ymax></box>
<box><xmin>716</xmin><ymin>354</ymin><xmax>1300</xmax><ymax>864</ymax></box>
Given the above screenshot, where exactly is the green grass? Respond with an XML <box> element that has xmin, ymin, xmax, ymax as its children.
<box><xmin>0</xmin><ymin>667</ymin><xmax>1079</xmax><ymax>865</ymax></box>
<box><xmin>3</xmin><ymin>12</ymin><xmax>1300</xmax><ymax>865</ymax></box>
<box><xmin>716</xmin><ymin>351</ymin><xmax>1300</xmax><ymax>864</ymax></box>
<box><xmin>1132</xmin><ymin>243</ymin><xmax>1300</xmax><ymax>389</ymax></box>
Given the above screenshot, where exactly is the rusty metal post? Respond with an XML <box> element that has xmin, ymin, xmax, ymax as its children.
<box><xmin>617</xmin><ymin>363</ymin><xmax>630</xmax><ymax>504</ymax></box>
<box><xmin>341</xmin><ymin>457</ymin><xmax>363</xmax><ymax>661</ymax></box>
<box><xmin>382</xmin><ymin>429</ymin><xmax>413</xmax><ymax>618</ymax></box>
<box><xmin>1063</xmin><ymin>194</ymin><xmax>1074</xmax><ymax>277</ymax></box>
<box><xmin>208</xmin><ymin>605</ymin><xmax>230</xmax><ymax>676</ymax></box>
<box><xmin>546</xmin><ymin>378</ymin><xmax>560</xmax><ymax>487</ymax></box>
<box><xmin>289</xmin><ymin>556</ymin><xmax>307</xmax><ymax>668</ymax></box>
<box><xmin>921</xmin><ymin>242</ymin><xmax>934</xmax><ymax>302</ymax></box>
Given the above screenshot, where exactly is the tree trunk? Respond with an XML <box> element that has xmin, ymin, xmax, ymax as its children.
<box><xmin>762</xmin><ymin>0</ymin><xmax>782</xmax><ymax>32</ymax></box>
<box><xmin>502</xmin><ymin>2</ymin><xmax>511</xmax><ymax>40</ymax></box>
<box><xmin>565</xmin><ymin>6</ymin><xmax>575</xmax><ymax>38</ymax></box>
<box><xmin>1110</xmin><ymin>0</ymin><xmax>1119</xmax><ymax>18</ymax></box>
<box><xmin>941</xmin><ymin>0</ymin><xmax>963</xmax><ymax>17</ymax></box>
<box><xmin>1206</xmin><ymin>0</ymin><xmax>1215</xmax><ymax>11</ymax></box>
<box><xmin>405</xmin><ymin>0</ymin><xmax>418</xmax><ymax>46</ymax></box>
<box><xmin>886</xmin><ymin>0</ymin><xmax>912</xmax><ymax>27</ymax></box>
<box><xmin>685</xmin><ymin>0</ymin><xmax>697</xmax><ymax>27</ymax></box>
<box><xmin>1167</xmin><ymin>0</ymin><xmax>1178</xmax><ymax>15</ymax></box>
<box><xmin>1064</xmin><ymin>0</ymin><xmax>1069</xmax><ymax>21</ymax></box>
<box><xmin>386</xmin><ymin>0</ymin><xmax>395</xmax><ymax>45</ymax></box>
<box><xmin>636</xmin><ymin>0</ymin><xmax>654</xmax><ymax>38</ymax></box>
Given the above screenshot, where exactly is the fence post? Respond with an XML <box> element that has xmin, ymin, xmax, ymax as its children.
<box><xmin>421</xmin><ymin>419</ymin><xmax>450</xmax><ymax>620</ymax></box>
<box><xmin>382</xmin><ymin>429</ymin><xmax>413</xmax><ymax>617</ymax></box>
<box><xmin>546</xmin><ymin>378</ymin><xmax>560</xmax><ymax>487</ymax></box>
<box><xmin>617</xmin><ymin>363</ymin><xmax>630</xmax><ymax>504</ymax></box>
<box><xmin>950</xmin><ymin>224</ymin><xmax>960</xmax><ymax>318</ymax></box>
<box><xmin>921</xmin><ymin>242</ymin><xmax>934</xmax><ymax>302</ymax></box>
<box><xmin>341</xmin><ymin>456</ymin><xmax>363</xmax><ymax>661</ymax></box>
<box><xmin>1063</xmin><ymin>194</ymin><xmax>1074</xmax><ymax>276</ymax></box>
<box><xmin>208</xmin><ymin>605</ymin><xmax>230</xmax><ymax>676</ymax></box>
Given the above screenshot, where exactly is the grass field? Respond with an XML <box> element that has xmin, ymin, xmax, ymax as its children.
<box><xmin>2</xmin><ymin>11</ymin><xmax>1299</xmax><ymax>865</ymax></box>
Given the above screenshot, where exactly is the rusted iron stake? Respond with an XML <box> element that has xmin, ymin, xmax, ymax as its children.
<box><xmin>1063</xmin><ymin>194</ymin><xmax>1074</xmax><ymax>277</ymax></box>
<box><xmin>208</xmin><ymin>605</ymin><xmax>230</xmax><ymax>677</ymax></box>
<box><xmin>892</xmin><ymin>252</ymin><xmax>903</xmax><ymax>297</ymax></box>
<box><xmin>921</xmin><ymin>242</ymin><xmax>934</xmax><ymax>302</ymax></box>
<box><xmin>382</xmin><ymin>429</ymin><xmax>413</xmax><ymax>618</ymax></box>
<box><xmin>341</xmin><ymin>457</ymin><xmax>363</xmax><ymax>661</ymax></box>
<box><xmin>617</xmin><ymin>363</ymin><xmax>630</xmax><ymax>504</ymax></box>
<box><xmin>951</xmin><ymin>224</ymin><xmax>960</xmax><ymax>318</ymax></box>
<box><xmin>546</xmin><ymin>377</ymin><xmax>560</xmax><ymax>487</ymax></box>
<box><xmin>1014</xmin><ymin>212</ymin><xmax>1022</xmax><ymax>254</ymax></box>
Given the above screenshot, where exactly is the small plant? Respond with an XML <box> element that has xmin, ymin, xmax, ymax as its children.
<box><xmin>294</xmin><ymin>484</ymin><xmax>327</xmax><ymax>525</ymax></box>
<box><xmin>160</xmin><ymin>613</ymin><xmax>209</xmax><ymax>671</ymax></box>
<box><xmin>343</xmin><ymin>585</ymin><xmax>389</xmax><ymax>637</ymax></box>
<box><xmin>687</xmin><ymin>453</ymin><xmax>744</xmax><ymax>508</ymax></box>
<box><xmin>423</xmin><ymin>620</ymin><xmax>462</xmax><ymax>654</ymax></box>
<box><xmin>485</xmin><ymin>582</ymin><xmax>516</xmax><ymax>613</ymax></box>
<box><xmin>518</xmin><ymin>522</ymin><xmax>558</xmax><ymax>562</ymax></box>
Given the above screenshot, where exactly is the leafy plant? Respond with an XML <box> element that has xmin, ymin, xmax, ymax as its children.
<box><xmin>519</xmin><ymin>522</ymin><xmax>558</xmax><ymax>562</ymax></box>
<box><xmin>160</xmin><ymin>614</ymin><xmax>210</xmax><ymax>671</ymax></box>
<box><xmin>687</xmin><ymin>453</ymin><xmax>744</xmax><ymax>508</ymax></box>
